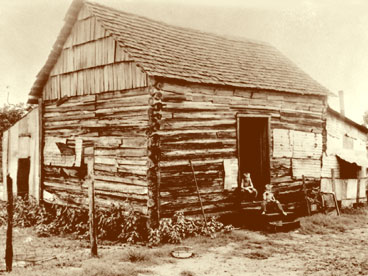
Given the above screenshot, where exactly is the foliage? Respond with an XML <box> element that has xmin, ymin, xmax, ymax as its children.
<box><xmin>0</xmin><ymin>103</ymin><xmax>29</xmax><ymax>181</ymax></box>
<box><xmin>363</xmin><ymin>110</ymin><xmax>368</xmax><ymax>126</ymax></box>
<box><xmin>148</xmin><ymin>211</ymin><xmax>232</xmax><ymax>246</ymax></box>
<box><xmin>0</xmin><ymin>197</ymin><xmax>232</xmax><ymax>246</ymax></box>
<box><xmin>0</xmin><ymin>102</ymin><xmax>29</xmax><ymax>133</ymax></box>
<box><xmin>299</xmin><ymin>206</ymin><xmax>368</xmax><ymax>235</ymax></box>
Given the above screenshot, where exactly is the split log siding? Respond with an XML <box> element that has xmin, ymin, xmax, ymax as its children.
<box><xmin>43</xmin><ymin>8</ymin><xmax>147</xmax><ymax>101</ymax></box>
<box><xmin>157</xmin><ymin>81</ymin><xmax>326</xmax><ymax>216</ymax></box>
<box><xmin>43</xmin><ymin>87</ymin><xmax>150</xmax><ymax>214</ymax></box>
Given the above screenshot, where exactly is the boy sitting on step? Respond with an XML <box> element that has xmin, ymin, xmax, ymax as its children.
<box><xmin>261</xmin><ymin>184</ymin><xmax>287</xmax><ymax>216</ymax></box>
<box><xmin>239</xmin><ymin>172</ymin><xmax>258</xmax><ymax>200</ymax></box>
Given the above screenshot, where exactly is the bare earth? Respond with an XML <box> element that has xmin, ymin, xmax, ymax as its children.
<box><xmin>2</xmin><ymin>212</ymin><xmax>368</xmax><ymax>276</ymax></box>
<box><xmin>146</xmin><ymin>226</ymin><xmax>368</xmax><ymax>276</ymax></box>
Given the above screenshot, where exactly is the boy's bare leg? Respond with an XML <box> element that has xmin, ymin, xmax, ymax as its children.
<box><xmin>276</xmin><ymin>201</ymin><xmax>287</xmax><ymax>216</ymax></box>
<box><xmin>261</xmin><ymin>201</ymin><xmax>267</xmax><ymax>215</ymax></box>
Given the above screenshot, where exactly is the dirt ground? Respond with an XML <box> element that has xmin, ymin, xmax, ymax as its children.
<box><xmin>146</xmin><ymin>225</ymin><xmax>368</xmax><ymax>276</ymax></box>
<box><xmin>1</xmin><ymin>209</ymin><xmax>368</xmax><ymax>276</ymax></box>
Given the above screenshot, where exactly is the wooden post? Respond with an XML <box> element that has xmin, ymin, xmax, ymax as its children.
<box><xmin>86</xmin><ymin>156</ymin><xmax>97</xmax><ymax>257</ymax></box>
<box><xmin>302</xmin><ymin>175</ymin><xmax>311</xmax><ymax>216</ymax></box>
<box><xmin>146</xmin><ymin>87</ymin><xmax>162</xmax><ymax>229</ymax></box>
<box><xmin>189</xmin><ymin>160</ymin><xmax>208</xmax><ymax>225</ymax></box>
<box><xmin>331</xmin><ymin>169</ymin><xmax>337</xmax><ymax>196</ymax></box>
<box><xmin>38</xmin><ymin>98</ymin><xmax>44</xmax><ymax>203</ymax></box>
<box><xmin>5</xmin><ymin>174</ymin><xmax>13</xmax><ymax>272</ymax></box>
<box><xmin>330</xmin><ymin>169</ymin><xmax>340</xmax><ymax>216</ymax></box>
<box><xmin>356</xmin><ymin>178</ymin><xmax>361</xmax><ymax>204</ymax></box>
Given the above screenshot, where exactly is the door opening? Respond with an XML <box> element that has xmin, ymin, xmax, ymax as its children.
<box><xmin>17</xmin><ymin>158</ymin><xmax>30</xmax><ymax>198</ymax></box>
<box><xmin>237</xmin><ymin>116</ymin><xmax>270</xmax><ymax>198</ymax></box>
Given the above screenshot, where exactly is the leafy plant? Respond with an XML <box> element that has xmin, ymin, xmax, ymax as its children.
<box><xmin>0</xmin><ymin>197</ymin><xmax>232</xmax><ymax>246</ymax></box>
<box><xmin>148</xmin><ymin>211</ymin><xmax>231</xmax><ymax>246</ymax></box>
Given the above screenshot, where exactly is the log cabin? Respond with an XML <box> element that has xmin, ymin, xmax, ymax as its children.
<box><xmin>3</xmin><ymin>0</ymin><xmax>339</xmax><ymax>225</ymax></box>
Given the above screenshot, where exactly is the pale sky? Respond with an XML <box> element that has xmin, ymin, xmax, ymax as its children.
<box><xmin>1</xmin><ymin>0</ymin><xmax>368</xmax><ymax>123</ymax></box>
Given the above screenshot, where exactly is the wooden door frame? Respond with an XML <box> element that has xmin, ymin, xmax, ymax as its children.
<box><xmin>236</xmin><ymin>114</ymin><xmax>271</xmax><ymax>187</ymax></box>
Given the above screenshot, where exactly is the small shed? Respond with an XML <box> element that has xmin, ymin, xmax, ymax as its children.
<box><xmin>2</xmin><ymin>107</ymin><xmax>41</xmax><ymax>201</ymax></box>
<box><xmin>17</xmin><ymin>0</ymin><xmax>335</xmax><ymax>224</ymax></box>
<box><xmin>321</xmin><ymin>107</ymin><xmax>368</xmax><ymax>206</ymax></box>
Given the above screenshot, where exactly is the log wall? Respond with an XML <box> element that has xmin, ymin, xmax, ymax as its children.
<box><xmin>41</xmin><ymin>6</ymin><xmax>150</xmax><ymax>214</ymax></box>
<box><xmin>43</xmin><ymin>89</ymin><xmax>150</xmax><ymax>214</ymax></box>
<box><xmin>155</xmin><ymin>80</ymin><xmax>327</xmax><ymax>216</ymax></box>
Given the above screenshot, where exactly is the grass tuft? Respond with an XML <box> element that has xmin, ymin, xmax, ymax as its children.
<box><xmin>126</xmin><ymin>248</ymin><xmax>151</xmax><ymax>263</ymax></box>
<box><xmin>180</xmin><ymin>270</ymin><xmax>196</xmax><ymax>276</ymax></box>
<box><xmin>299</xmin><ymin>206</ymin><xmax>368</xmax><ymax>235</ymax></box>
<box><xmin>78</xmin><ymin>259</ymin><xmax>139</xmax><ymax>276</ymax></box>
<box><xmin>243</xmin><ymin>249</ymin><xmax>272</xmax><ymax>260</ymax></box>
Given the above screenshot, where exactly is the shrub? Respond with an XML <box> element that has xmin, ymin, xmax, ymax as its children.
<box><xmin>148</xmin><ymin>211</ymin><xmax>231</xmax><ymax>246</ymax></box>
<box><xmin>0</xmin><ymin>197</ymin><xmax>233</xmax><ymax>246</ymax></box>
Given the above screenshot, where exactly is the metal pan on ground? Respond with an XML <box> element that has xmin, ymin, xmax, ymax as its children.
<box><xmin>171</xmin><ymin>246</ymin><xmax>194</xmax><ymax>259</ymax></box>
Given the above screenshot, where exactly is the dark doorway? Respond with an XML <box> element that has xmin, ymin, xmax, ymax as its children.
<box><xmin>17</xmin><ymin>158</ymin><xmax>30</xmax><ymax>198</ymax></box>
<box><xmin>337</xmin><ymin>157</ymin><xmax>359</xmax><ymax>179</ymax></box>
<box><xmin>237</xmin><ymin>116</ymin><xmax>270</xmax><ymax>197</ymax></box>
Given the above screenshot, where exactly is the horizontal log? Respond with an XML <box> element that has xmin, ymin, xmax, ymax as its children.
<box><xmin>94</xmin><ymin>174</ymin><xmax>147</xmax><ymax>186</ymax></box>
<box><xmin>95</xmin><ymin>137</ymin><xmax>122</xmax><ymax>147</ymax></box>
<box><xmin>164</xmin><ymin>102</ymin><xmax>229</xmax><ymax>112</ymax></box>
<box><xmin>95</xmin><ymin>106</ymin><xmax>148</xmax><ymax>116</ymax></box>
<box><xmin>44</xmin><ymin>181</ymin><xmax>84</xmax><ymax>192</ymax></box>
<box><xmin>94</xmin><ymin>148</ymin><xmax>147</xmax><ymax>157</ymax></box>
<box><xmin>94</xmin><ymin>163</ymin><xmax>118</xmax><ymax>173</ymax></box>
<box><xmin>162</xmin><ymin>139</ymin><xmax>235</xmax><ymax>150</ymax></box>
<box><xmin>44</xmin><ymin>109</ymin><xmax>95</xmax><ymax>119</ymax></box>
<box><xmin>96</xmin><ymin>95</ymin><xmax>149</xmax><ymax>109</ymax></box>
<box><xmin>161</xmin><ymin>148</ymin><xmax>236</xmax><ymax>161</ymax></box>
<box><xmin>170</xmin><ymin>111</ymin><xmax>235</xmax><ymax>120</ymax></box>
<box><xmin>160</xmin><ymin>130</ymin><xmax>218</xmax><ymax>142</ymax></box>
<box><xmin>45</xmin><ymin>102</ymin><xmax>95</xmax><ymax>113</ymax></box>
<box><xmin>160</xmin><ymin>158</ymin><xmax>224</xmax><ymax>168</ymax></box>
<box><xmin>117</xmin><ymin>165</ymin><xmax>147</xmax><ymax>175</ymax></box>
<box><xmin>96</xmin><ymin>87</ymin><xmax>148</xmax><ymax>101</ymax></box>
<box><xmin>160</xmin><ymin>118</ymin><xmax>235</xmax><ymax>130</ymax></box>
<box><xmin>160</xmin><ymin>182</ymin><xmax>224</xmax><ymax>197</ymax></box>
<box><xmin>93</xmin><ymin>180</ymin><xmax>148</xmax><ymax>195</ymax></box>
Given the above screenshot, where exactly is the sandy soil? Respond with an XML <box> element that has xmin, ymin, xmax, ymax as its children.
<box><xmin>144</xmin><ymin>226</ymin><xmax>368</xmax><ymax>276</ymax></box>
<box><xmin>2</xmin><ymin>212</ymin><xmax>368</xmax><ymax>276</ymax></box>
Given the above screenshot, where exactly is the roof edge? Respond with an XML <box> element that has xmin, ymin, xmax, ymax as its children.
<box><xmin>328</xmin><ymin>106</ymin><xmax>368</xmax><ymax>133</ymax></box>
<box><xmin>27</xmin><ymin>0</ymin><xmax>84</xmax><ymax>104</ymax></box>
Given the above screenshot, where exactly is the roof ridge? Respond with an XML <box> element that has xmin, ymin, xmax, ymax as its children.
<box><xmin>84</xmin><ymin>1</ymin><xmax>270</xmax><ymax>48</ymax></box>
<box><xmin>28</xmin><ymin>0</ymin><xmax>331</xmax><ymax>104</ymax></box>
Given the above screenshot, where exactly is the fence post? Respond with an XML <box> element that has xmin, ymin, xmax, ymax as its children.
<box><xmin>302</xmin><ymin>175</ymin><xmax>311</xmax><ymax>216</ymax></box>
<box><xmin>86</xmin><ymin>153</ymin><xmax>97</xmax><ymax>257</ymax></box>
<box><xmin>356</xmin><ymin>178</ymin><xmax>361</xmax><ymax>205</ymax></box>
<box><xmin>331</xmin><ymin>169</ymin><xmax>337</xmax><ymax>195</ymax></box>
<box><xmin>5</xmin><ymin>174</ymin><xmax>13</xmax><ymax>272</ymax></box>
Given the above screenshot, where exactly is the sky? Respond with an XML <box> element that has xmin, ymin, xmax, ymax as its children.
<box><xmin>0</xmin><ymin>0</ymin><xmax>368</xmax><ymax>123</ymax></box>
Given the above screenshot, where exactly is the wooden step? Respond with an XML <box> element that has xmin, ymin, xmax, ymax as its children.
<box><xmin>262</xmin><ymin>211</ymin><xmax>293</xmax><ymax>217</ymax></box>
<box><xmin>267</xmin><ymin>219</ymin><xmax>300</xmax><ymax>232</ymax></box>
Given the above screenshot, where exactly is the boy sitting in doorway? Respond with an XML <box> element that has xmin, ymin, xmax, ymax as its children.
<box><xmin>238</xmin><ymin>172</ymin><xmax>258</xmax><ymax>200</ymax></box>
<box><xmin>261</xmin><ymin>184</ymin><xmax>287</xmax><ymax>216</ymax></box>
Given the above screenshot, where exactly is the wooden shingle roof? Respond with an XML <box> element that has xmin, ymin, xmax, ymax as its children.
<box><xmin>28</xmin><ymin>0</ymin><xmax>330</xmax><ymax>103</ymax></box>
